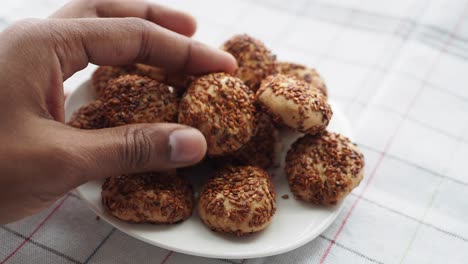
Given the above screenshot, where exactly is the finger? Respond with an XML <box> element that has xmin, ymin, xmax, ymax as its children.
<box><xmin>42</xmin><ymin>18</ymin><xmax>236</xmax><ymax>79</ymax></box>
<box><xmin>95</xmin><ymin>0</ymin><xmax>197</xmax><ymax>37</ymax></box>
<box><xmin>66</xmin><ymin>123</ymin><xmax>207</xmax><ymax>181</ymax></box>
<box><xmin>50</xmin><ymin>0</ymin><xmax>197</xmax><ymax>37</ymax></box>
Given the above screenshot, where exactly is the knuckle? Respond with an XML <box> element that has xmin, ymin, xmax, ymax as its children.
<box><xmin>129</xmin><ymin>18</ymin><xmax>154</xmax><ymax>62</ymax></box>
<box><xmin>121</xmin><ymin>126</ymin><xmax>153</xmax><ymax>171</ymax></box>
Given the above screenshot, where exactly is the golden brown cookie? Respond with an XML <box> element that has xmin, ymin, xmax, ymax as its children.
<box><xmin>212</xmin><ymin>113</ymin><xmax>277</xmax><ymax>169</ymax></box>
<box><xmin>285</xmin><ymin>132</ymin><xmax>365</xmax><ymax>205</ymax></box>
<box><xmin>92</xmin><ymin>65</ymin><xmax>138</xmax><ymax>97</ymax></box>
<box><xmin>275</xmin><ymin>62</ymin><xmax>327</xmax><ymax>97</ymax></box>
<box><xmin>102</xmin><ymin>74</ymin><xmax>178</xmax><ymax>126</ymax></box>
<box><xmin>92</xmin><ymin>64</ymin><xmax>191</xmax><ymax>98</ymax></box>
<box><xmin>178</xmin><ymin>73</ymin><xmax>256</xmax><ymax>156</ymax></box>
<box><xmin>67</xmin><ymin>100</ymin><xmax>108</xmax><ymax>129</ymax></box>
<box><xmin>221</xmin><ymin>34</ymin><xmax>277</xmax><ymax>91</ymax></box>
<box><xmin>257</xmin><ymin>74</ymin><xmax>332</xmax><ymax>134</ymax></box>
<box><xmin>198</xmin><ymin>166</ymin><xmax>276</xmax><ymax>236</ymax></box>
<box><xmin>102</xmin><ymin>172</ymin><xmax>193</xmax><ymax>224</ymax></box>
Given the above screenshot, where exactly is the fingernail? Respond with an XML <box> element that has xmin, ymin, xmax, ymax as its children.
<box><xmin>169</xmin><ymin>128</ymin><xmax>206</xmax><ymax>163</ymax></box>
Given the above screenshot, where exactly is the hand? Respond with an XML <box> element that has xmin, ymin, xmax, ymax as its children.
<box><xmin>0</xmin><ymin>0</ymin><xmax>237</xmax><ymax>224</ymax></box>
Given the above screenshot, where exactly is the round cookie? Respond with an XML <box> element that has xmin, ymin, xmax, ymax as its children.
<box><xmin>102</xmin><ymin>74</ymin><xmax>178</xmax><ymax>126</ymax></box>
<box><xmin>92</xmin><ymin>64</ymin><xmax>191</xmax><ymax>98</ymax></box>
<box><xmin>257</xmin><ymin>74</ymin><xmax>332</xmax><ymax>134</ymax></box>
<box><xmin>178</xmin><ymin>73</ymin><xmax>256</xmax><ymax>156</ymax></box>
<box><xmin>213</xmin><ymin>113</ymin><xmax>277</xmax><ymax>169</ymax></box>
<box><xmin>198</xmin><ymin>166</ymin><xmax>276</xmax><ymax>236</ymax></box>
<box><xmin>275</xmin><ymin>62</ymin><xmax>328</xmax><ymax>97</ymax></box>
<box><xmin>285</xmin><ymin>132</ymin><xmax>365</xmax><ymax>205</ymax></box>
<box><xmin>102</xmin><ymin>171</ymin><xmax>193</xmax><ymax>224</ymax></box>
<box><xmin>92</xmin><ymin>65</ymin><xmax>138</xmax><ymax>97</ymax></box>
<box><xmin>221</xmin><ymin>34</ymin><xmax>277</xmax><ymax>91</ymax></box>
<box><xmin>67</xmin><ymin>100</ymin><xmax>108</xmax><ymax>129</ymax></box>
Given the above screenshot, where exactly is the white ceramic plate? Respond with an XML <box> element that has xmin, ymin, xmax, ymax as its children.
<box><xmin>65</xmin><ymin>80</ymin><xmax>353</xmax><ymax>259</ymax></box>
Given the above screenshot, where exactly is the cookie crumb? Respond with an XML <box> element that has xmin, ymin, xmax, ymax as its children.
<box><xmin>282</xmin><ymin>194</ymin><xmax>289</xmax><ymax>199</ymax></box>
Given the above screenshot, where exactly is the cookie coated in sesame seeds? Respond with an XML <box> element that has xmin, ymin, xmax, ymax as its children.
<box><xmin>275</xmin><ymin>62</ymin><xmax>328</xmax><ymax>97</ymax></box>
<box><xmin>221</xmin><ymin>34</ymin><xmax>277</xmax><ymax>91</ymax></box>
<box><xmin>92</xmin><ymin>65</ymin><xmax>139</xmax><ymax>97</ymax></box>
<box><xmin>67</xmin><ymin>100</ymin><xmax>108</xmax><ymax>129</ymax></box>
<box><xmin>212</xmin><ymin>113</ymin><xmax>277</xmax><ymax>169</ymax></box>
<box><xmin>197</xmin><ymin>166</ymin><xmax>276</xmax><ymax>236</ymax></box>
<box><xmin>285</xmin><ymin>132</ymin><xmax>365</xmax><ymax>205</ymax></box>
<box><xmin>92</xmin><ymin>64</ymin><xmax>192</xmax><ymax>98</ymax></box>
<box><xmin>178</xmin><ymin>73</ymin><xmax>256</xmax><ymax>156</ymax></box>
<box><xmin>101</xmin><ymin>74</ymin><xmax>178</xmax><ymax>126</ymax></box>
<box><xmin>101</xmin><ymin>171</ymin><xmax>193</xmax><ymax>224</ymax></box>
<box><xmin>257</xmin><ymin>74</ymin><xmax>332</xmax><ymax>135</ymax></box>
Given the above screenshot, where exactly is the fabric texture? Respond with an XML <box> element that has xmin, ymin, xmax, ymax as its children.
<box><xmin>1</xmin><ymin>0</ymin><xmax>468</xmax><ymax>263</ymax></box>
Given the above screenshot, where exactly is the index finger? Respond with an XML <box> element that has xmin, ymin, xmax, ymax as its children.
<box><xmin>39</xmin><ymin>18</ymin><xmax>236</xmax><ymax>79</ymax></box>
<box><xmin>51</xmin><ymin>0</ymin><xmax>197</xmax><ymax>37</ymax></box>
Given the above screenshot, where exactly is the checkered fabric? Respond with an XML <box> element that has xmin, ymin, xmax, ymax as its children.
<box><xmin>2</xmin><ymin>0</ymin><xmax>468</xmax><ymax>263</ymax></box>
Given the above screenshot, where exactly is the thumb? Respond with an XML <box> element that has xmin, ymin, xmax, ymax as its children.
<box><xmin>67</xmin><ymin>123</ymin><xmax>206</xmax><ymax>180</ymax></box>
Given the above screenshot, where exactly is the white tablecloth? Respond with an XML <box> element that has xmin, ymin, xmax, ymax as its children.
<box><xmin>2</xmin><ymin>0</ymin><xmax>468</xmax><ymax>263</ymax></box>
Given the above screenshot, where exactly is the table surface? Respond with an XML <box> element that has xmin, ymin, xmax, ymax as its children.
<box><xmin>1</xmin><ymin>0</ymin><xmax>468</xmax><ymax>263</ymax></box>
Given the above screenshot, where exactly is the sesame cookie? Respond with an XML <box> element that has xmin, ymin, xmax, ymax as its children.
<box><xmin>275</xmin><ymin>62</ymin><xmax>328</xmax><ymax>97</ymax></box>
<box><xmin>285</xmin><ymin>132</ymin><xmax>365</xmax><ymax>205</ymax></box>
<box><xmin>92</xmin><ymin>65</ymin><xmax>139</xmax><ymax>97</ymax></box>
<box><xmin>92</xmin><ymin>64</ymin><xmax>191</xmax><ymax>98</ymax></box>
<box><xmin>221</xmin><ymin>34</ymin><xmax>277</xmax><ymax>91</ymax></box>
<box><xmin>67</xmin><ymin>100</ymin><xmax>108</xmax><ymax>129</ymax></box>
<box><xmin>212</xmin><ymin>113</ymin><xmax>277</xmax><ymax>169</ymax></box>
<box><xmin>178</xmin><ymin>73</ymin><xmax>256</xmax><ymax>156</ymax></box>
<box><xmin>198</xmin><ymin>166</ymin><xmax>276</xmax><ymax>236</ymax></box>
<box><xmin>257</xmin><ymin>74</ymin><xmax>332</xmax><ymax>134</ymax></box>
<box><xmin>101</xmin><ymin>75</ymin><xmax>178</xmax><ymax>126</ymax></box>
<box><xmin>102</xmin><ymin>172</ymin><xmax>193</xmax><ymax>224</ymax></box>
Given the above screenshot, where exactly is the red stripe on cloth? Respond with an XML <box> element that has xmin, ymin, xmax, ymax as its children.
<box><xmin>319</xmin><ymin>3</ymin><xmax>468</xmax><ymax>263</ymax></box>
<box><xmin>320</xmin><ymin>144</ymin><xmax>388</xmax><ymax>263</ymax></box>
<box><xmin>1</xmin><ymin>194</ymin><xmax>71</xmax><ymax>264</ymax></box>
<box><xmin>160</xmin><ymin>251</ymin><xmax>174</xmax><ymax>264</ymax></box>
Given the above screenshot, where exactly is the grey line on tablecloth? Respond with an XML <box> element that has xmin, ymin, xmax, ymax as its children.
<box><xmin>1</xmin><ymin>194</ymin><xmax>72</xmax><ymax>264</ymax></box>
<box><xmin>318</xmin><ymin>235</ymin><xmax>384</xmax><ymax>264</ymax></box>
<box><xmin>255</xmin><ymin>0</ymin><xmax>468</xmax><ymax>62</ymax></box>
<box><xmin>0</xmin><ymin>226</ymin><xmax>82</xmax><ymax>264</ymax></box>
<box><xmin>83</xmin><ymin>228</ymin><xmax>116</xmax><ymax>264</ymax></box>
<box><xmin>321</xmin><ymin>1</ymin><xmax>468</xmax><ymax>261</ymax></box>
<box><xmin>351</xmin><ymin>193</ymin><xmax>468</xmax><ymax>243</ymax></box>
<box><xmin>360</xmin><ymin>144</ymin><xmax>468</xmax><ymax>187</ymax></box>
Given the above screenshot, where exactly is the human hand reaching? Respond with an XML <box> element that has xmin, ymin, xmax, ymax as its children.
<box><xmin>0</xmin><ymin>0</ymin><xmax>236</xmax><ymax>224</ymax></box>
